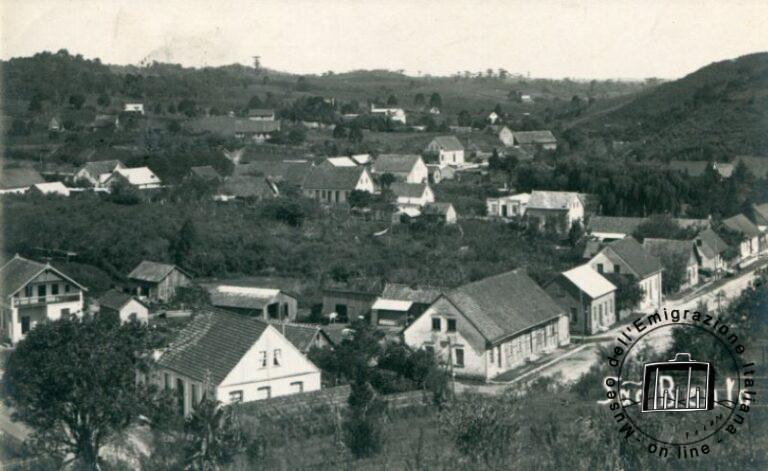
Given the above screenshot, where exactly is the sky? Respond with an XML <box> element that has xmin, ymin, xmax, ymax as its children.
<box><xmin>2</xmin><ymin>0</ymin><xmax>768</xmax><ymax>80</ymax></box>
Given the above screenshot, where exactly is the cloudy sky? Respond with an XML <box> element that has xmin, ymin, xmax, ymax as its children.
<box><xmin>2</xmin><ymin>0</ymin><xmax>767</xmax><ymax>79</ymax></box>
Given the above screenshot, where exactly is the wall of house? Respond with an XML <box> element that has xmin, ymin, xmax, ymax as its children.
<box><xmin>439</xmin><ymin>150</ymin><xmax>465</xmax><ymax>166</ymax></box>
<box><xmin>526</xmin><ymin>208</ymin><xmax>570</xmax><ymax>233</ymax></box>
<box><xmin>355</xmin><ymin>171</ymin><xmax>376</xmax><ymax>193</ymax></box>
<box><xmin>487</xmin><ymin>198</ymin><xmax>526</xmax><ymax>218</ymax></box>
<box><xmin>321</xmin><ymin>291</ymin><xmax>377</xmax><ymax>321</ymax></box>
<box><xmin>485</xmin><ymin>317</ymin><xmax>567</xmax><ymax>380</ymax></box>
<box><xmin>304</xmin><ymin>188</ymin><xmax>352</xmax><ymax>204</ymax></box>
<box><xmin>155</xmin><ymin>269</ymin><xmax>192</xmax><ymax>302</ymax></box>
<box><xmin>589</xmin><ymin>251</ymin><xmax>661</xmax><ymax>313</ymax></box>
<box><xmin>408</xmin><ymin>159</ymin><xmax>429</xmax><ymax>184</ymax></box>
<box><xmin>101</xmin><ymin>299</ymin><xmax>149</xmax><ymax>324</ymax></box>
<box><xmin>153</xmin><ymin>368</ymin><xmax>207</xmax><ymax>417</ymax></box>
<box><xmin>217</xmin><ymin>326</ymin><xmax>321</xmax><ymax>404</ymax></box>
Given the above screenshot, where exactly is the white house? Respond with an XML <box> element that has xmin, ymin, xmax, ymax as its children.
<box><xmin>389</xmin><ymin>182</ymin><xmax>435</xmax><ymax>207</ymax></box>
<box><xmin>30</xmin><ymin>182</ymin><xmax>71</xmax><ymax>197</ymax></box>
<box><xmin>722</xmin><ymin>214</ymin><xmax>761</xmax><ymax>264</ymax></box>
<box><xmin>154</xmin><ymin>308</ymin><xmax>321</xmax><ymax>415</ymax></box>
<box><xmin>372</xmin><ymin>154</ymin><xmax>429</xmax><ymax>183</ymax></box>
<box><xmin>302</xmin><ymin>166</ymin><xmax>375</xmax><ymax>204</ymax></box>
<box><xmin>104</xmin><ymin>167</ymin><xmax>162</xmax><ymax>190</ymax></box>
<box><xmin>203</xmin><ymin>284</ymin><xmax>298</xmax><ymax>322</ymax></box>
<box><xmin>588</xmin><ymin>237</ymin><xmax>663</xmax><ymax>313</ymax></box>
<box><xmin>0</xmin><ymin>255</ymin><xmax>86</xmax><ymax>344</ymax></box>
<box><xmin>403</xmin><ymin>269</ymin><xmax>569</xmax><ymax>382</ymax></box>
<box><xmin>544</xmin><ymin>264</ymin><xmax>617</xmax><ymax>336</ymax></box>
<box><xmin>370</xmin><ymin>105</ymin><xmax>406</xmax><ymax>124</ymax></box>
<box><xmin>425</xmin><ymin>136</ymin><xmax>465</xmax><ymax>167</ymax></box>
<box><xmin>526</xmin><ymin>191</ymin><xmax>587</xmax><ymax>233</ymax></box>
<box><xmin>97</xmin><ymin>289</ymin><xmax>149</xmax><ymax>324</ymax></box>
<box><xmin>0</xmin><ymin>168</ymin><xmax>47</xmax><ymax>195</ymax></box>
<box><xmin>486</xmin><ymin>193</ymin><xmax>530</xmax><ymax>218</ymax></box>
<box><xmin>325</xmin><ymin>157</ymin><xmax>358</xmax><ymax>167</ymax></box>
<box><xmin>74</xmin><ymin>160</ymin><xmax>126</xmax><ymax>188</ymax></box>
<box><xmin>124</xmin><ymin>103</ymin><xmax>145</xmax><ymax>114</ymax></box>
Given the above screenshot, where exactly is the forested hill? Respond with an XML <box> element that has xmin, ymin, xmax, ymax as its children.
<box><xmin>575</xmin><ymin>52</ymin><xmax>768</xmax><ymax>160</ymax></box>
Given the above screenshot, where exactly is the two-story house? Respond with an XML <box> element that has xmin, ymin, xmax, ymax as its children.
<box><xmin>525</xmin><ymin>191</ymin><xmax>587</xmax><ymax>233</ymax></box>
<box><xmin>588</xmin><ymin>237</ymin><xmax>663</xmax><ymax>313</ymax></box>
<box><xmin>544</xmin><ymin>264</ymin><xmax>617</xmax><ymax>336</ymax></box>
<box><xmin>425</xmin><ymin>136</ymin><xmax>466</xmax><ymax>167</ymax></box>
<box><xmin>403</xmin><ymin>269</ymin><xmax>569</xmax><ymax>382</ymax></box>
<box><xmin>0</xmin><ymin>255</ymin><xmax>86</xmax><ymax>344</ymax></box>
<box><xmin>372</xmin><ymin>154</ymin><xmax>428</xmax><ymax>183</ymax></box>
<box><xmin>154</xmin><ymin>308</ymin><xmax>321</xmax><ymax>415</ymax></box>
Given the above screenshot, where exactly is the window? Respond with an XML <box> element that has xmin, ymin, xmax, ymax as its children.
<box><xmin>497</xmin><ymin>346</ymin><xmax>501</xmax><ymax>367</ymax></box>
<box><xmin>64</xmin><ymin>284</ymin><xmax>71</xmax><ymax>293</ymax></box>
<box><xmin>596</xmin><ymin>263</ymin><xmax>604</xmax><ymax>274</ymax></box>
<box><xmin>273</xmin><ymin>349</ymin><xmax>281</xmax><ymax>366</ymax></box>
<box><xmin>447</xmin><ymin>318</ymin><xmax>457</xmax><ymax>332</ymax></box>
<box><xmin>614</xmin><ymin>264</ymin><xmax>621</xmax><ymax>273</ymax></box>
<box><xmin>229</xmin><ymin>390</ymin><xmax>244</xmax><ymax>403</ymax></box>
<box><xmin>51</xmin><ymin>284</ymin><xmax>59</xmax><ymax>295</ymax></box>
<box><xmin>259</xmin><ymin>351</ymin><xmax>268</xmax><ymax>368</ymax></box>
<box><xmin>257</xmin><ymin>386</ymin><xmax>272</xmax><ymax>400</ymax></box>
<box><xmin>290</xmin><ymin>381</ymin><xmax>304</xmax><ymax>393</ymax></box>
<box><xmin>191</xmin><ymin>384</ymin><xmax>199</xmax><ymax>406</ymax></box>
<box><xmin>164</xmin><ymin>373</ymin><xmax>171</xmax><ymax>391</ymax></box>
<box><xmin>454</xmin><ymin>348</ymin><xmax>465</xmax><ymax>368</ymax></box>
<box><xmin>61</xmin><ymin>308</ymin><xmax>70</xmax><ymax>317</ymax></box>
<box><xmin>489</xmin><ymin>348</ymin><xmax>494</xmax><ymax>363</ymax></box>
<box><xmin>570</xmin><ymin>307</ymin><xmax>578</xmax><ymax>322</ymax></box>
<box><xmin>37</xmin><ymin>284</ymin><xmax>46</xmax><ymax>298</ymax></box>
<box><xmin>25</xmin><ymin>285</ymin><xmax>33</xmax><ymax>297</ymax></box>
<box><xmin>431</xmin><ymin>318</ymin><xmax>441</xmax><ymax>331</ymax></box>
<box><xmin>176</xmin><ymin>379</ymin><xmax>185</xmax><ymax>414</ymax></box>
<box><xmin>21</xmin><ymin>316</ymin><xmax>30</xmax><ymax>334</ymax></box>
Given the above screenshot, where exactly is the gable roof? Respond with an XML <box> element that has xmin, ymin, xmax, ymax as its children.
<box><xmin>302</xmin><ymin>165</ymin><xmax>366</xmax><ymax>191</ymax></box>
<box><xmin>642</xmin><ymin>238</ymin><xmax>696</xmax><ymax>264</ymax></box>
<box><xmin>111</xmin><ymin>167</ymin><xmax>160</xmax><ymax>186</ymax></box>
<box><xmin>389</xmin><ymin>182</ymin><xmax>429</xmax><ymax>198</ymax></box>
<box><xmin>157</xmin><ymin>308</ymin><xmax>269</xmax><ymax>384</ymax></box>
<box><xmin>723</xmin><ymin>214</ymin><xmax>762</xmax><ymax>238</ymax></box>
<box><xmin>752</xmin><ymin>203</ymin><xmax>768</xmax><ymax>226</ymax></box>
<box><xmin>326</xmin><ymin>157</ymin><xmax>357</xmax><ymax>167</ymax></box>
<box><xmin>528</xmin><ymin>190</ymin><xmax>583</xmax><ymax>210</ymax></box>
<box><xmin>423</xmin><ymin>202</ymin><xmax>455</xmax><ymax>216</ymax></box>
<box><xmin>234</xmin><ymin>160</ymin><xmax>312</xmax><ymax>186</ymax></box>
<box><xmin>31</xmin><ymin>182</ymin><xmax>70</xmax><ymax>196</ymax></box>
<box><xmin>561</xmin><ymin>264</ymin><xmax>616</xmax><ymax>299</ymax></box>
<box><xmin>512</xmin><ymin>130</ymin><xmax>556</xmax><ymax>145</ymax></box>
<box><xmin>80</xmin><ymin>160</ymin><xmax>124</xmax><ymax>178</ymax></box>
<box><xmin>695</xmin><ymin>228</ymin><xmax>730</xmax><ymax>257</ymax></box>
<box><xmin>443</xmin><ymin>269</ymin><xmax>564</xmax><ymax>345</ymax></box>
<box><xmin>128</xmin><ymin>261</ymin><xmax>188</xmax><ymax>283</ymax></box>
<box><xmin>189</xmin><ymin>165</ymin><xmax>221</xmax><ymax>180</ymax></box>
<box><xmin>0</xmin><ymin>167</ymin><xmax>46</xmax><ymax>190</ymax></box>
<box><xmin>430</xmin><ymin>136</ymin><xmax>464</xmax><ymax>152</ymax></box>
<box><xmin>218</xmin><ymin>176</ymin><xmax>278</xmax><ymax>199</ymax></box>
<box><xmin>0</xmin><ymin>255</ymin><xmax>86</xmax><ymax>298</ymax></box>
<box><xmin>373</xmin><ymin>154</ymin><xmax>421</xmax><ymax>175</ymax></box>
<box><xmin>587</xmin><ymin>216</ymin><xmax>645</xmax><ymax>235</ymax></box>
<box><xmin>205</xmin><ymin>284</ymin><xmax>292</xmax><ymax>310</ymax></box>
<box><xmin>98</xmin><ymin>289</ymin><xmax>146</xmax><ymax>311</ymax></box>
<box><xmin>381</xmin><ymin>283</ymin><xmax>443</xmax><ymax>305</ymax></box>
<box><xmin>603</xmin><ymin>237</ymin><xmax>662</xmax><ymax>278</ymax></box>
<box><xmin>280</xmin><ymin>324</ymin><xmax>330</xmax><ymax>353</ymax></box>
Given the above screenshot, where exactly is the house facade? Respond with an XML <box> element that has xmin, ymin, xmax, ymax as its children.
<box><xmin>403</xmin><ymin>270</ymin><xmax>569</xmax><ymax>382</ymax></box>
<box><xmin>0</xmin><ymin>256</ymin><xmax>86</xmax><ymax>344</ymax></box>
<box><xmin>154</xmin><ymin>309</ymin><xmax>321</xmax><ymax>416</ymax></box>
<box><xmin>544</xmin><ymin>265</ymin><xmax>617</xmax><ymax>335</ymax></box>
<box><xmin>74</xmin><ymin>160</ymin><xmax>126</xmax><ymax>187</ymax></box>
<box><xmin>422</xmin><ymin>202</ymin><xmax>457</xmax><ymax>224</ymax></box>
<box><xmin>694</xmin><ymin>228</ymin><xmax>730</xmax><ymax>274</ymax></box>
<box><xmin>389</xmin><ymin>182</ymin><xmax>435</xmax><ymax>207</ymax></box>
<box><xmin>127</xmin><ymin>261</ymin><xmax>192</xmax><ymax>303</ymax></box>
<box><xmin>486</xmin><ymin>193</ymin><xmax>530</xmax><ymax>218</ymax></box>
<box><xmin>588</xmin><ymin>237</ymin><xmax>663</xmax><ymax>313</ymax></box>
<box><xmin>302</xmin><ymin>166</ymin><xmax>374</xmax><ymax>204</ymax></box>
<box><xmin>104</xmin><ymin>167</ymin><xmax>161</xmax><ymax>190</ymax></box>
<box><xmin>425</xmin><ymin>136</ymin><xmax>465</xmax><ymax>167</ymax></box>
<box><xmin>372</xmin><ymin>154</ymin><xmax>428</xmax><ymax>183</ymax></box>
<box><xmin>526</xmin><ymin>191</ymin><xmax>586</xmax><ymax>233</ymax></box>
<box><xmin>321</xmin><ymin>283</ymin><xmax>380</xmax><ymax>322</ymax></box>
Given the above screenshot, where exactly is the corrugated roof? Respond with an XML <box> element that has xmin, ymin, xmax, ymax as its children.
<box><xmin>373</xmin><ymin>154</ymin><xmax>421</xmax><ymax>175</ymax></box>
<box><xmin>0</xmin><ymin>167</ymin><xmax>46</xmax><ymax>190</ymax></box>
<box><xmin>561</xmin><ymin>264</ymin><xmax>616</xmax><ymax>298</ymax></box>
<box><xmin>205</xmin><ymin>284</ymin><xmax>286</xmax><ymax>310</ymax></box>
<box><xmin>444</xmin><ymin>269</ymin><xmax>564</xmax><ymax>344</ymax></box>
<box><xmin>381</xmin><ymin>283</ymin><xmax>443</xmax><ymax>305</ymax></box>
<box><xmin>128</xmin><ymin>261</ymin><xmax>183</xmax><ymax>283</ymax></box>
<box><xmin>723</xmin><ymin>214</ymin><xmax>762</xmax><ymax>238</ymax></box>
<box><xmin>157</xmin><ymin>308</ymin><xmax>269</xmax><ymax>384</ymax></box>
<box><xmin>389</xmin><ymin>182</ymin><xmax>429</xmax><ymax>198</ymax></box>
<box><xmin>695</xmin><ymin>228</ymin><xmax>729</xmax><ymax>258</ymax></box>
<box><xmin>430</xmin><ymin>136</ymin><xmax>464</xmax><ymax>152</ymax></box>
<box><xmin>302</xmin><ymin>165</ymin><xmax>365</xmax><ymax>191</ymax></box>
<box><xmin>604</xmin><ymin>237</ymin><xmax>662</xmax><ymax>278</ymax></box>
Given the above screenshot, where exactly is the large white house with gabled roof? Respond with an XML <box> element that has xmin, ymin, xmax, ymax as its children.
<box><xmin>0</xmin><ymin>255</ymin><xmax>86</xmax><ymax>344</ymax></box>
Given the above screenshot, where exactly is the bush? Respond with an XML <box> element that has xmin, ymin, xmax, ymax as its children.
<box><xmin>344</xmin><ymin>376</ymin><xmax>385</xmax><ymax>459</ymax></box>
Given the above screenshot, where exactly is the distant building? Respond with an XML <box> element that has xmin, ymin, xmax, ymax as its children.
<box><xmin>486</xmin><ymin>193</ymin><xmax>530</xmax><ymax>218</ymax></box>
<box><xmin>422</xmin><ymin>202</ymin><xmax>457</xmax><ymax>224</ymax></box>
<box><xmin>30</xmin><ymin>182</ymin><xmax>71</xmax><ymax>197</ymax></box>
<box><xmin>324</xmin><ymin>157</ymin><xmax>358</xmax><ymax>167</ymax></box>
<box><xmin>187</xmin><ymin>117</ymin><xmax>280</xmax><ymax>143</ymax></box>
<box><xmin>371</xmin><ymin>283</ymin><xmax>443</xmax><ymax>327</ymax></box>
<box><xmin>0</xmin><ymin>255</ymin><xmax>86</xmax><ymax>344</ymax></box>
<box><xmin>127</xmin><ymin>261</ymin><xmax>192</xmax><ymax>303</ymax></box>
<box><xmin>153</xmin><ymin>308</ymin><xmax>321</xmax><ymax>415</ymax></box>
<box><xmin>587</xmin><ymin>216</ymin><xmax>710</xmax><ymax>242</ymax></box>
<box><xmin>544</xmin><ymin>264</ymin><xmax>617</xmax><ymax>335</ymax></box>
<box><xmin>322</xmin><ymin>280</ymin><xmax>382</xmax><ymax>322</ymax></box>
<box><xmin>488</xmin><ymin>111</ymin><xmax>500</xmax><ymax>124</ymax></box>
<box><xmin>694</xmin><ymin>228</ymin><xmax>730</xmax><ymax>274</ymax></box>
<box><xmin>247</xmin><ymin>109</ymin><xmax>276</xmax><ymax>121</ymax></box>
<box><xmin>215</xmin><ymin>176</ymin><xmax>279</xmax><ymax>201</ymax></box>
<box><xmin>97</xmin><ymin>289</ymin><xmax>149</xmax><ymax>324</ymax></box>
<box><xmin>0</xmin><ymin>168</ymin><xmax>46</xmax><ymax>195</ymax></box>
<box><xmin>104</xmin><ymin>167</ymin><xmax>162</xmax><ymax>190</ymax></box>
<box><xmin>74</xmin><ymin>160</ymin><xmax>125</xmax><ymax>187</ymax></box>
<box><xmin>588</xmin><ymin>237</ymin><xmax>663</xmax><ymax>313</ymax></box>
<box><xmin>642</xmin><ymin>238</ymin><xmax>699</xmax><ymax>291</ymax></box>
<box><xmin>425</xmin><ymin>136</ymin><xmax>465</xmax><ymax>167</ymax></box>
<box><xmin>48</xmin><ymin>116</ymin><xmax>61</xmax><ymax>132</ymax></box>
<box><xmin>90</xmin><ymin>114</ymin><xmax>120</xmax><ymax>131</ymax></box>
<box><xmin>498</xmin><ymin>127</ymin><xmax>556</xmax><ymax>150</ymax></box>
<box><xmin>526</xmin><ymin>191</ymin><xmax>587</xmax><ymax>233</ymax></box>
<box><xmin>370</xmin><ymin>105</ymin><xmax>406</xmax><ymax>124</ymax></box>
<box><xmin>429</xmin><ymin>107</ymin><xmax>441</xmax><ymax>115</ymax></box>
<box><xmin>403</xmin><ymin>269</ymin><xmax>569</xmax><ymax>382</ymax></box>
<box><xmin>302</xmin><ymin>166</ymin><xmax>374</xmax><ymax>204</ymax></box>
<box><xmin>389</xmin><ymin>182</ymin><xmax>435</xmax><ymax>208</ymax></box>
<box><xmin>372</xmin><ymin>154</ymin><xmax>428</xmax><ymax>183</ymax></box>
<box><xmin>124</xmin><ymin>103</ymin><xmax>145</xmax><ymax>115</ymax></box>
<box><xmin>203</xmin><ymin>284</ymin><xmax>298</xmax><ymax>322</ymax></box>
<box><xmin>722</xmin><ymin>214</ymin><xmax>762</xmax><ymax>263</ymax></box>
<box><xmin>281</xmin><ymin>323</ymin><xmax>334</xmax><ymax>354</ymax></box>
<box><xmin>188</xmin><ymin>165</ymin><xmax>222</xmax><ymax>181</ymax></box>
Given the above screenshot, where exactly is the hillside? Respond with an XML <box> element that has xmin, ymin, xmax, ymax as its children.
<box><xmin>575</xmin><ymin>52</ymin><xmax>768</xmax><ymax>160</ymax></box>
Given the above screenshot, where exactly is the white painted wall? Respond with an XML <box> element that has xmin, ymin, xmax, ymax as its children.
<box><xmin>589</xmin><ymin>251</ymin><xmax>662</xmax><ymax>313</ymax></box>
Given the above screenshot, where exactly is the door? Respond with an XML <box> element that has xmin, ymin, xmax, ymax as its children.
<box><xmin>21</xmin><ymin>316</ymin><xmax>31</xmax><ymax>334</ymax></box>
<box><xmin>502</xmin><ymin>205</ymin><xmax>508</xmax><ymax>218</ymax></box>
<box><xmin>176</xmin><ymin>379</ymin><xmax>185</xmax><ymax>415</ymax></box>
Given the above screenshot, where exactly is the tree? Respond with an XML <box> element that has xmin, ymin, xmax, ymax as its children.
<box><xmin>348</xmin><ymin>189</ymin><xmax>372</xmax><ymax>208</ymax></box>
<box><xmin>379</xmin><ymin>172</ymin><xmax>396</xmax><ymax>189</ymax></box>
<box><xmin>28</xmin><ymin>94</ymin><xmax>44</xmax><ymax>112</ymax></box>
<box><xmin>68</xmin><ymin>93</ymin><xmax>86</xmax><ymax>110</ymax></box>
<box><xmin>167</xmin><ymin>120</ymin><xmax>182</xmax><ymax>134</ymax></box>
<box><xmin>348</xmin><ymin>123</ymin><xmax>364</xmax><ymax>143</ymax></box>
<box><xmin>170</xmin><ymin>219</ymin><xmax>197</xmax><ymax>265</ymax></box>
<box><xmin>178</xmin><ymin>99</ymin><xmax>198</xmax><ymax>117</ymax></box>
<box><xmin>97</xmin><ymin>94</ymin><xmax>110</xmax><ymax>108</ymax></box>
<box><xmin>605</xmin><ymin>273</ymin><xmax>644</xmax><ymax>314</ymax></box>
<box><xmin>386</xmin><ymin>94</ymin><xmax>398</xmax><ymax>106</ymax></box>
<box><xmin>3</xmin><ymin>315</ymin><xmax>153</xmax><ymax>468</ymax></box>
<box><xmin>429</xmin><ymin>92</ymin><xmax>442</xmax><ymax>108</ymax></box>
<box><xmin>413</xmin><ymin>93</ymin><xmax>426</xmax><ymax>106</ymax></box>
<box><xmin>344</xmin><ymin>374</ymin><xmax>385</xmax><ymax>459</ymax></box>
<box><xmin>247</xmin><ymin>95</ymin><xmax>263</xmax><ymax>109</ymax></box>
<box><xmin>182</xmin><ymin>396</ymin><xmax>248</xmax><ymax>469</ymax></box>
<box><xmin>457</xmin><ymin>110</ymin><xmax>472</xmax><ymax>127</ymax></box>
<box><xmin>333</xmin><ymin>123</ymin><xmax>348</xmax><ymax>139</ymax></box>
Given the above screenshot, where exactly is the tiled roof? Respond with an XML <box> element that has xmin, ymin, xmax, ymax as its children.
<box><xmin>642</xmin><ymin>238</ymin><xmax>695</xmax><ymax>264</ymax></box>
<box><xmin>430</xmin><ymin>136</ymin><xmax>464</xmax><ymax>152</ymax></box>
<box><xmin>81</xmin><ymin>160</ymin><xmax>124</xmax><ymax>178</ymax></box>
<box><xmin>528</xmin><ymin>191</ymin><xmax>582</xmax><ymax>210</ymax></box>
<box><xmin>695</xmin><ymin>228</ymin><xmax>729</xmax><ymax>258</ymax></box>
<box><xmin>723</xmin><ymin>214</ymin><xmax>762</xmax><ymax>238</ymax></box>
<box><xmin>752</xmin><ymin>203</ymin><xmax>768</xmax><ymax>226</ymax></box>
<box><xmin>389</xmin><ymin>182</ymin><xmax>429</xmax><ymax>198</ymax></box>
<box><xmin>128</xmin><ymin>261</ymin><xmax>185</xmax><ymax>283</ymax></box>
<box><xmin>444</xmin><ymin>269</ymin><xmax>564</xmax><ymax>344</ymax></box>
<box><xmin>588</xmin><ymin>216</ymin><xmax>646</xmax><ymax>235</ymax></box>
<box><xmin>280</xmin><ymin>324</ymin><xmax>326</xmax><ymax>353</ymax></box>
<box><xmin>218</xmin><ymin>176</ymin><xmax>277</xmax><ymax>199</ymax></box>
<box><xmin>0</xmin><ymin>255</ymin><xmax>85</xmax><ymax>298</ymax></box>
<box><xmin>582</xmin><ymin>240</ymin><xmax>604</xmax><ymax>259</ymax></box>
<box><xmin>604</xmin><ymin>237</ymin><xmax>662</xmax><ymax>278</ymax></box>
<box><xmin>189</xmin><ymin>165</ymin><xmax>221</xmax><ymax>180</ymax></box>
<box><xmin>98</xmin><ymin>289</ymin><xmax>143</xmax><ymax>311</ymax></box>
<box><xmin>0</xmin><ymin>167</ymin><xmax>46</xmax><ymax>190</ymax></box>
<box><xmin>512</xmin><ymin>130</ymin><xmax>556</xmax><ymax>145</ymax></box>
<box><xmin>302</xmin><ymin>165</ymin><xmax>365</xmax><ymax>191</ymax></box>
<box><xmin>157</xmin><ymin>308</ymin><xmax>268</xmax><ymax>384</ymax></box>
<box><xmin>381</xmin><ymin>282</ymin><xmax>443</xmax><ymax>305</ymax></box>
<box><xmin>561</xmin><ymin>264</ymin><xmax>616</xmax><ymax>298</ymax></box>
<box><xmin>373</xmin><ymin>154</ymin><xmax>421</xmax><ymax>175</ymax></box>
<box><xmin>234</xmin><ymin>160</ymin><xmax>311</xmax><ymax>186</ymax></box>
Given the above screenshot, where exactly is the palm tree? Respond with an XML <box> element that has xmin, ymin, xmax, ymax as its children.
<box><xmin>183</xmin><ymin>396</ymin><xmax>247</xmax><ymax>470</ymax></box>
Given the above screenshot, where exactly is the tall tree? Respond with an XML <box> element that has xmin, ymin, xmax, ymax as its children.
<box><xmin>170</xmin><ymin>219</ymin><xmax>197</xmax><ymax>265</ymax></box>
<box><xmin>182</xmin><ymin>396</ymin><xmax>248</xmax><ymax>469</ymax></box>
<box><xmin>429</xmin><ymin>92</ymin><xmax>443</xmax><ymax>108</ymax></box>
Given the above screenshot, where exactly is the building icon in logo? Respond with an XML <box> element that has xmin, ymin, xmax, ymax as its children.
<box><xmin>641</xmin><ymin>353</ymin><xmax>714</xmax><ymax>413</ymax></box>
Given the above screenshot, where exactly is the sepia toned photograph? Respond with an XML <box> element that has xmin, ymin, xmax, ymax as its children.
<box><xmin>0</xmin><ymin>0</ymin><xmax>767</xmax><ymax>469</ymax></box>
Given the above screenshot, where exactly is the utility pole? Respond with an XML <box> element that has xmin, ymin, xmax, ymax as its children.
<box><xmin>252</xmin><ymin>56</ymin><xmax>261</xmax><ymax>75</ymax></box>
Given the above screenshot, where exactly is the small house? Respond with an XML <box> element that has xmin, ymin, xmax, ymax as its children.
<box><xmin>204</xmin><ymin>284</ymin><xmax>298</xmax><ymax>322</ymax></box>
<box><xmin>0</xmin><ymin>168</ymin><xmax>46</xmax><ymax>195</ymax></box>
<box><xmin>302</xmin><ymin>166</ymin><xmax>374</xmax><ymax>204</ymax></box>
<box><xmin>693</xmin><ymin>228</ymin><xmax>730</xmax><ymax>274</ymax></box>
<box><xmin>127</xmin><ymin>261</ymin><xmax>192</xmax><ymax>303</ymax></box>
<box><xmin>544</xmin><ymin>264</ymin><xmax>617</xmax><ymax>335</ymax></box>
<box><xmin>104</xmin><ymin>167</ymin><xmax>161</xmax><ymax>190</ymax></box>
<box><xmin>215</xmin><ymin>176</ymin><xmax>279</xmax><ymax>202</ymax></box>
<box><xmin>124</xmin><ymin>103</ymin><xmax>145</xmax><ymax>115</ymax></box>
<box><xmin>642</xmin><ymin>238</ymin><xmax>699</xmax><ymax>291</ymax></box>
<box><xmin>389</xmin><ymin>182</ymin><xmax>435</xmax><ymax>207</ymax></box>
<box><xmin>526</xmin><ymin>191</ymin><xmax>586</xmax><ymax>233</ymax></box>
<box><xmin>722</xmin><ymin>214</ymin><xmax>762</xmax><ymax>263</ymax></box>
<box><xmin>486</xmin><ymin>193</ymin><xmax>530</xmax><ymax>218</ymax></box>
<box><xmin>321</xmin><ymin>280</ymin><xmax>382</xmax><ymax>322</ymax></box>
<box><xmin>97</xmin><ymin>289</ymin><xmax>149</xmax><ymax>324</ymax></box>
<box><xmin>425</xmin><ymin>136</ymin><xmax>466</xmax><ymax>167</ymax></box>
<box><xmin>422</xmin><ymin>202</ymin><xmax>457</xmax><ymax>224</ymax></box>
<box><xmin>371</xmin><ymin>283</ymin><xmax>443</xmax><ymax>327</ymax></box>
<box><xmin>30</xmin><ymin>182</ymin><xmax>71</xmax><ymax>197</ymax></box>
<box><xmin>372</xmin><ymin>154</ymin><xmax>428</xmax><ymax>183</ymax></box>
<box><xmin>248</xmin><ymin>109</ymin><xmax>276</xmax><ymax>121</ymax></box>
<box><xmin>74</xmin><ymin>160</ymin><xmax>126</xmax><ymax>187</ymax></box>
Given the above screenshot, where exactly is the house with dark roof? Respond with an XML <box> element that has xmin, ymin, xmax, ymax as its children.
<box><xmin>694</xmin><ymin>228</ymin><xmax>730</xmax><ymax>273</ymax></box>
<box><xmin>201</xmin><ymin>283</ymin><xmax>298</xmax><ymax>322</ymax></box>
<box><xmin>127</xmin><ymin>261</ymin><xmax>192</xmax><ymax>303</ymax></box>
<box><xmin>302</xmin><ymin>165</ymin><xmax>374</xmax><ymax>204</ymax></box>
<box><xmin>544</xmin><ymin>264</ymin><xmax>617</xmax><ymax>335</ymax></box>
<box><xmin>425</xmin><ymin>136</ymin><xmax>465</xmax><ymax>167</ymax></box>
<box><xmin>642</xmin><ymin>238</ymin><xmax>699</xmax><ymax>292</ymax></box>
<box><xmin>722</xmin><ymin>214</ymin><xmax>762</xmax><ymax>262</ymax></box>
<box><xmin>498</xmin><ymin>128</ymin><xmax>557</xmax><ymax>150</ymax></box>
<box><xmin>280</xmin><ymin>323</ymin><xmax>334</xmax><ymax>353</ymax></box>
<box><xmin>188</xmin><ymin>165</ymin><xmax>221</xmax><ymax>181</ymax></box>
<box><xmin>186</xmin><ymin>116</ymin><xmax>280</xmax><ymax>143</ymax></box>
<box><xmin>587</xmin><ymin>215</ymin><xmax>710</xmax><ymax>241</ymax></box>
<box><xmin>751</xmin><ymin>203</ymin><xmax>768</xmax><ymax>231</ymax></box>
<box><xmin>588</xmin><ymin>237</ymin><xmax>663</xmax><ymax>312</ymax></box>
<box><xmin>389</xmin><ymin>182</ymin><xmax>435</xmax><ymax>208</ymax></box>
<box><xmin>0</xmin><ymin>255</ymin><xmax>86</xmax><ymax>344</ymax></box>
<box><xmin>0</xmin><ymin>168</ymin><xmax>47</xmax><ymax>195</ymax></box>
<box><xmin>403</xmin><ymin>269</ymin><xmax>569</xmax><ymax>381</ymax></box>
<box><xmin>233</xmin><ymin>160</ymin><xmax>312</xmax><ymax>187</ymax></box>
<box><xmin>321</xmin><ymin>279</ymin><xmax>383</xmax><ymax>322</ymax></box>
<box><xmin>154</xmin><ymin>308</ymin><xmax>321</xmax><ymax>415</ymax></box>
<box><xmin>526</xmin><ymin>191</ymin><xmax>588</xmax><ymax>234</ymax></box>
<box><xmin>371</xmin><ymin>283</ymin><xmax>444</xmax><ymax>327</ymax></box>
<box><xmin>74</xmin><ymin>159</ymin><xmax>126</xmax><ymax>187</ymax></box>
<box><xmin>214</xmin><ymin>176</ymin><xmax>278</xmax><ymax>202</ymax></box>
<box><xmin>422</xmin><ymin>202</ymin><xmax>457</xmax><ymax>224</ymax></box>
<box><xmin>372</xmin><ymin>154</ymin><xmax>428</xmax><ymax>183</ymax></box>
<box><xmin>97</xmin><ymin>289</ymin><xmax>149</xmax><ymax>324</ymax></box>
